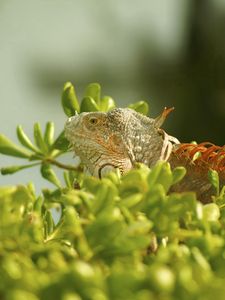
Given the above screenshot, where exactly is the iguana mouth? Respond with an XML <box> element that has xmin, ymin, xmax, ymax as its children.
<box><xmin>92</xmin><ymin>155</ymin><xmax>133</xmax><ymax>178</ymax></box>
<box><xmin>98</xmin><ymin>163</ymin><xmax>122</xmax><ymax>178</ymax></box>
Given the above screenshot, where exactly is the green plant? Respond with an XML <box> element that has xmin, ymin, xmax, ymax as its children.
<box><xmin>0</xmin><ymin>83</ymin><xmax>225</xmax><ymax>300</ymax></box>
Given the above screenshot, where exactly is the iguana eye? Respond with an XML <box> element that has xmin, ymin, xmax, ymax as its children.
<box><xmin>89</xmin><ymin>117</ymin><xmax>99</xmax><ymax>125</ymax></box>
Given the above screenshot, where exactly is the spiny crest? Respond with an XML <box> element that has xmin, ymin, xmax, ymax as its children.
<box><xmin>154</xmin><ymin>107</ymin><xmax>175</xmax><ymax>128</ymax></box>
<box><xmin>174</xmin><ymin>142</ymin><xmax>225</xmax><ymax>173</ymax></box>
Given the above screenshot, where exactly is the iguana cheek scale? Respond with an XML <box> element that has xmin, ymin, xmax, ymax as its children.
<box><xmin>65</xmin><ymin>108</ymin><xmax>225</xmax><ymax>203</ymax></box>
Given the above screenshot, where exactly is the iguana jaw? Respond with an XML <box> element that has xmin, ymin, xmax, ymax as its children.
<box><xmin>92</xmin><ymin>156</ymin><xmax>133</xmax><ymax>178</ymax></box>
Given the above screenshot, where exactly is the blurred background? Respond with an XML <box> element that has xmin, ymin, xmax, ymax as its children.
<box><xmin>0</xmin><ymin>0</ymin><xmax>225</xmax><ymax>188</ymax></box>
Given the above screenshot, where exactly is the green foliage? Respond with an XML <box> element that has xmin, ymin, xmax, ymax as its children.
<box><xmin>208</xmin><ymin>169</ymin><xmax>220</xmax><ymax>197</ymax></box>
<box><xmin>62</xmin><ymin>82</ymin><xmax>80</xmax><ymax>116</ymax></box>
<box><xmin>128</xmin><ymin>101</ymin><xmax>149</xmax><ymax>115</ymax></box>
<box><xmin>0</xmin><ymin>82</ymin><xmax>225</xmax><ymax>300</ymax></box>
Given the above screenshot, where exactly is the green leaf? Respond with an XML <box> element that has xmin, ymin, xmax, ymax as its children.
<box><xmin>53</xmin><ymin>207</ymin><xmax>93</xmax><ymax>259</ymax></box>
<box><xmin>1</xmin><ymin>163</ymin><xmax>40</xmax><ymax>175</ymax></box>
<box><xmin>203</xmin><ymin>203</ymin><xmax>220</xmax><ymax>222</ymax></box>
<box><xmin>53</xmin><ymin>130</ymin><xmax>70</xmax><ymax>151</ymax></box>
<box><xmin>63</xmin><ymin>171</ymin><xmax>72</xmax><ymax>188</ymax></box>
<box><xmin>120</xmin><ymin>193</ymin><xmax>143</xmax><ymax>209</ymax></box>
<box><xmin>172</xmin><ymin>166</ymin><xmax>187</xmax><ymax>185</ymax></box>
<box><xmin>33</xmin><ymin>196</ymin><xmax>43</xmax><ymax>214</ymax></box>
<box><xmin>44</xmin><ymin>210</ymin><xmax>55</xmax><ymax>235</ymax></box>
<box><xmin>142</xmin><ymin>184</ymin><xmax>166</xmax><ymax>216</ymax></box>
<box><xmin>80</xmin><ymin>96</ymin><xmax>99</xmax><ymax>112</ymax></box>
<box><xmin>41</xmin><ymin>163</ymin><xmax>61</xmax><ymax>187</ymax></box>
<box><xmin>0</xmin><ymin>185</ymin><xmax>35</xmax><ymax>212</ymax></box>
<box><xmin>61</xmin><ymin>82</ymin><xmax>80</xmax><ymax>116</ymax></box>
<box><xmin>148</xmin><ymin>265</ymin><xmax>175</xmax><ymax>292</ymax></box>
<box><xmin>33</xmin><ymin>123</ymin><xmax>48</xmax><ymax>153</ymax></box>
<box><xmin>120</xmin><ymin>169</ymin><xmax>148</xmax><ymax>198</ymax></box>
<box><xmin>208</xmin><ymin>169</ymin><xmax>220</xmax><ymax>196</ymax></box>
<box><xmin>99</xmin><ymin>96</ymin><xmax>116</xmax><ymax>112</ymax></box>
<box><xmin>85</xmin><ymin>213</ymin><xmax>123</xmax><ymax>250</ymax></box>
<box><xmin>44</xmin><ymin>122</ymin><xmax>55</xmax><ymax>147</ymax></box>
<box><xmin>85</xmin><ymin>83</ymin><xmax>101</xmax><ymax>106</ymax></box>
<box><xmin>91</xmin><ymin>181</ymin><xmax>117</xmax><ymax>215</ymax></box>
<box><xmin>128</xmin><ymin>101</ymin><xmax>149</xmax><ymax>115</ymax></box>
<box><xmin>0</xmin><ymin>186</ymin><xmax>17</xmax><ymax>201</ymax></box>
<box><xmin>6</xmin><ymin>290</ymin><xmax>39</xmax><ymax>300</ymax></box>
<box><xmin>147</xmin><ymin>161</ymin><xmax>173</xmax><ymax>192</ymax></box>
<box><xmin>0</xmin><ymin>134</ymin><xmax>31</xmax><ymax>158</ymax></box>
<box><xmin>16</xmin><ymin>125</ymin><xmax>39</xmax><ymax>153</ymax></box>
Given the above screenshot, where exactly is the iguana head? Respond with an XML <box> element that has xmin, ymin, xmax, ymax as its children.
<box><xmin>65</xmin><ymin>108</ymin><xmax>178</xmax><ymax>177</ymax></box>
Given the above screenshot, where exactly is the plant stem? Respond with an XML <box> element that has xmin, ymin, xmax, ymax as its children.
<box><xmin>45</xmin><ymin>158</ymin><xmax>82</xmax><ymax>171</ymax></box>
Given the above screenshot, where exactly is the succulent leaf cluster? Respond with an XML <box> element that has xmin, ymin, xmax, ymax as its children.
<box><xmin>0</xmin><ymin>83</ymin><xmax>225</xmax><ymax>300</ymax></box>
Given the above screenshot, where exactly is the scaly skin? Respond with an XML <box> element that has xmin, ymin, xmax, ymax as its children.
<box><xmin>65</xmin><ymin>108</ymin><xmax>225</xmax><ymax>203</ymax></box>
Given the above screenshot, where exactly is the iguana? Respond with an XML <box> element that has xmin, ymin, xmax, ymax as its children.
<box><xmin>64</xmin><ymin>107</ymin><xmax>225</xmax><ymax>203</ymax></box>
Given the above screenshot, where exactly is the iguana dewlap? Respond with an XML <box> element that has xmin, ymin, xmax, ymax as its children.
<box><xmin>65</xmin><ymin>108</ymin><xmax>225</xmax><ymax>203</ymax></box>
